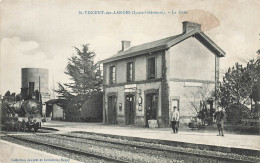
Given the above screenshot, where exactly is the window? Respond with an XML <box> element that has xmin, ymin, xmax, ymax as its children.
<box><xmin>127</xmin><ymin>62</ymin><xmax>134</xmax><ymax>82</ymax></box>
<box><xmin>110</xmin><ymin>66</ymin><xmax>116</xmax><ymax>84</ymax></box>
<box><xmin>148</xmin><ymin>57</ymin><xmax>156</xmax><ymax>79</ymax></box>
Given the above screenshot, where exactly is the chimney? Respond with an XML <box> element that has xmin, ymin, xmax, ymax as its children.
<box><xmin>121</xmin><ymin>40</ymin><xmax>131</xmax><ymax>51</ymax></box>
<box><xmin>182</xmin><ymin>21</ymin><xmax>201</xmax><ymax>33</ymax></box>
<box><xmin>28</xmin><ymin>82</ymin><xmax>35</xmax><ymax>95</ymax></box>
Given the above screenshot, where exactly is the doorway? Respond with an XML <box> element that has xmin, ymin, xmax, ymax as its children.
<box><xmin>145</xmin><ymin>93</ymin><xmax>158</xmax><ymax>126</ymax></box>
<box><xmin>170</xmin><ymin>99</ymin><xmax>179</xmax><ymax>119</ymax></box>
<box><xmin>108</xmin><ymin>96</ymin><xmax>117</xmax><ymax>124</ymax></box>
<box><xmin>171</xmin><ymin>99</ymin><xmax>179</xmax><ymax>111</ymax></box>
<box><xmin>125</xmin><ymin>94</ymin><xmax>135</xmax><ymax>125</ymax></box>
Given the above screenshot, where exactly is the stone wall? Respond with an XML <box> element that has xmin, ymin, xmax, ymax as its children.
<box><xmin>168</xmin><ymin>37</ymin><xmax>217</xmax><ymax>124</ymax></box>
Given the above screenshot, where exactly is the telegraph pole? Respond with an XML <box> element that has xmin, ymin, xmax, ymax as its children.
<box><xmin>39</xmin><ymin>76</ymin><xmax>41</xmax><ymax>102</ymax></box>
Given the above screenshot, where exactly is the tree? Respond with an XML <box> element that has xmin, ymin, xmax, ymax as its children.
<box><xmin>216</xmin><ymin>59</ymin><xmax>259</xmax><ymax>108</ymax></box>
<box><xmin>185</xmin><ymin>84</ymin><xmax>215</xmax><ymax>126</ymax></box>
<box><xmin>4</xmin><ymin>91</ymin><xmax>11</xmax><ymax>97</ymax></box>
<box><xmin>216</xmin><ymin>56</ymin><xmax>259</xmax><ymax>124</ymax></box>
<box><xmin>80</xmin><ymin>92</ymin><xmax>103</xmax><ymax>122</ymax></box>
<box><xmin>64</xmin><ymin>44</ymin><xmax>102</xmax><ymax>95</ymax></box>
<box><xmin>56</xmin><ymin>44</ymin><xmax>103</xmax><ymax>121</ymax></box>
<box><xmin>257</xmin><ymin>49</ymin><xmax>260</xmax><ymax>55</ymax></box>
<box><xmin>251</xmin><ymin>50</ymin><xmax>260</xmax><ymax>103</ymax></box>
<box><xmin>56</xmin><ymin>83</ymin><xmax>74</xmax><ymax>99</ymax></box>
<box><xmin>4</xmin><ymin>91</ymin><xmax>11</xmax><ymax>101</ymax></box>
<box><xmin>251</xmin><ymin>82</ymin><xmax>260</xmax><ymax>103</ymax></box>
<box><xmin>4</xmin><ymin>91</ymin><xmax>16</xmax><ymax>101</ymax></box>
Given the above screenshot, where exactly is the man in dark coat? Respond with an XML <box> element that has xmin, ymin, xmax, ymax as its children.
<box><xmin>214</xmin><ymin>106</ymin><xmax>225</xmax><ymax>136</ymax></box>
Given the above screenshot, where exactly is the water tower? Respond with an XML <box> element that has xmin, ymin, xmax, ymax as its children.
<box><xmin>21</xmin><ymin>68</ymin><xmax>50</xmax><ymax>99</ymax></box>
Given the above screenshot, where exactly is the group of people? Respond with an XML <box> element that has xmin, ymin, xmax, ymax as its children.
<box><xmin>169</xmin><ymin>106</ymin><xmax>225</xmax><ymax>136</ymax></box>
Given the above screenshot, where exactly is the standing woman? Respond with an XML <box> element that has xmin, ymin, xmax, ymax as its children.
<box><xmin>170</xmin><ymin>106</ymin><xmax>180</xmax><ymax>134</ymax></box>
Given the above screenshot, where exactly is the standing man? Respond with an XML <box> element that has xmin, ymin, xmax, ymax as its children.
<box><xmin>170</xmin><ymin>106</ymin><xmax>180</xmax><ymax>134</ymax></box>
<box><xmin>214</xmin><ymin>106</ymin><xmax>225</xmax><ymax>136</ymax></box>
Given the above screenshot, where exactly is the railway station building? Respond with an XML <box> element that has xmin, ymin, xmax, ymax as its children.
<box><xmin>100</xmin><ymin>21</ymin><xmax>225</xmax><ymax>127</ymax></box>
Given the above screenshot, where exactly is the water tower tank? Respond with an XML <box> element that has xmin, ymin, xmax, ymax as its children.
<box><xmin>21</xmin><ymin>68</ymin><xmax>49</xmax><ymax>93</ymax></box>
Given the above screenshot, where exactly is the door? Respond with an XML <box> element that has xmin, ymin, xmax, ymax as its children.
<box><xmin>108</xmin><ymin>96</ymin><xmax>117</xmax><ymax>124</ymax></box>
<box><xmin>171</xmin><ymin>99</ymin><xmax>179</xmax><ymax>111</ymax></box>
<box><xmin>145</xmin><ymin>93</ymin><xmax>158</xmax><ymax>126</ymax></box>
<box><xmin>169</xmin><ymin>99</ymin><xmax>179</xmax><ymax>124</ymax></box>
<box><xmin>125</xmin><ymin>95</ymin><xmax>135</xmax><ymax>125</ymax></box>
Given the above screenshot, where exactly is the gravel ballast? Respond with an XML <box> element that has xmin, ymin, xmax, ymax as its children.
<box><xmin>2</xmin><ymin>132</ymin><xmax>259</xmax><ymax>163</ymax></box>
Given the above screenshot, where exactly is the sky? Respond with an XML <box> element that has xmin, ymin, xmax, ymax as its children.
<box><xmin>0</xmin><ymin>0</ymin><xmax>260</xmax><ymax>96</ymax></box>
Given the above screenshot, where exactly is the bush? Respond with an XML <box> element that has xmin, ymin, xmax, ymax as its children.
<box><xmin>64</xmin><ymin>101</ymin><xmax>81</xmax><ymax>122</ymax></box>
<box><xmin>80</xmin><ymin>92</ymin><xmax>103</xmax><ymax>122</ymax></box>
<box><xmin>225</xmin><ymin>103</ymin><xmax>249</xmax><ymax>125</ymax></box>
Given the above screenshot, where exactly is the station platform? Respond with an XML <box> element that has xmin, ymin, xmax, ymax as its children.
<box><xmin>0</xmin><ymin>140</ymin><xmax>81</xmax><ymax>163</ymax></box>
<box><xmin>42</xmin><ymin>121</ymin><xmax>260</xmax><ymax>157</ymax></box>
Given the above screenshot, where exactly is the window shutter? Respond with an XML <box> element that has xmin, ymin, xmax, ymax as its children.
<box><xmin>127</xmin><ymin>63</ymin><xmax>130</xmax><ymax>82</ymax></box>
<box><xmin>110</xmin><ymin>66</ymin><xmax>115</xmax><ymax>84</ymax></box>
<box><xmin>109</xmin><ymin>67</ymin><xmax>112</xmax><ymax>84</ymax></box>
<box><xmin>112</xmin><ymin>66</ymin><xmax>115</xmax><ymax>83</ymax></box>
<box><xmin>148</xmin><ymin>59</ymin><xmax>151</xmax><ymax>78</ymax></box>
<box><xmin>148</xmin><ymin>58</ymin><xmax>156</xmax><ymax>79</ymax></box>
<box><xmin>127</xmin><ymin>62</ymin><xmax>133</xmax><ymax>82</ymax></box>
<box><xmin>151</xmin><ymin>58</ymin><xmax>155</xmax><ymax>77</ymax></box>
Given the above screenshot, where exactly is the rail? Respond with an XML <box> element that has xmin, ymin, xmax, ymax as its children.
<box><xmin>8</xmin><ymin>135</ymin><xmax>129</xmax><ymax>163</ymax></box>
<box><xmin>53</xmin><ymin>133</ymin><xmax>256</xmax><ymax>163</ymax></box>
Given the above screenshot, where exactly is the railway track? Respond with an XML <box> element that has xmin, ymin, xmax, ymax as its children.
<box><xmin>7</xmin><ymin>135</ymin><xmax>129</xmax><ymax>163</ymax></box>
<box><xmin>5</xmin><ymin>133</ymin><xmax>257</xmax><ymax>163</ymax></box>
<box><xmin>0</xmin><ymin>128</ymin><xmax>57</xmax><ymax>136</ymax></box>
<box><xmin>52</xmin><ymin>133</ymin><xmax>257</xmax><ymax>163</ymax></box>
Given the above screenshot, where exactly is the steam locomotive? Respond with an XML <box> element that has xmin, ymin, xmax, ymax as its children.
<box><xmin>1</xmin><ymin>99</ymin><xmax>42</xmax><ymax>132</ymax></box>
<box><xmin>1</xmin><ymin>86</ymin><xmax>43</xmax><ymax>132</ymax></box>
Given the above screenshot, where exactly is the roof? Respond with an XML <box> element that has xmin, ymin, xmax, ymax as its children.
<box><xmin>113</xmin><ymin>34</ymin><xmax>182</xmax><ymax>57</ymax></box>
<box><xmin>45</xmin><ymin>99</ymin><xmax>65</xmax><ymax>107</ymax></box>
<box><xmin>100</xmin><ymin>29</ymin><xmax>225</xmax><ymax>64</ymax></box>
